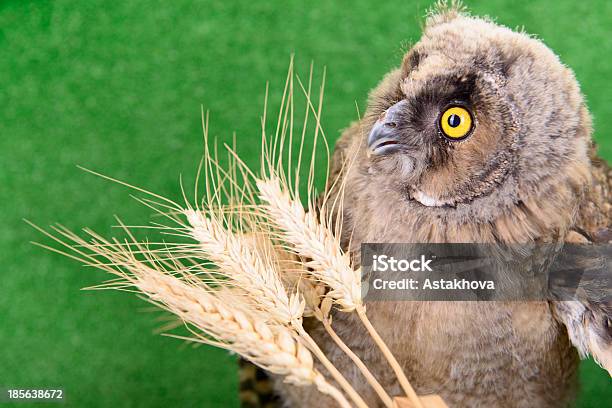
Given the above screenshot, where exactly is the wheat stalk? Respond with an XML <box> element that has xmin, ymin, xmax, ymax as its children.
<box><xmin>316</xmin><ymin>297</ymin><xmax>393</xmax><ymax>407</ymax></box>
<box><xmin>257</xmin><ymin>175</ymin><xmax>423</xmax><ymax>408</ymax></box>
<box><xmin>29</xmin><ymin>220</ymin><xmax>353</xmax><ymax>408</ymax></box>
<box><xmin>182</xmin><ymin>207</ymin><xmax>369</xmax><ymax>408</ymax></box>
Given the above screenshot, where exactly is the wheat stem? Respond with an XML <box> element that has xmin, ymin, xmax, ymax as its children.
<box><xmin>294</xmin><ymin>323</ymin><xmax>369</xmax><ymax>408</ymax></box>
<box><xmin>356</xmin><ymin>306</ymin><xmax>423</xmax><ymax>408</ymax></box>
<box><xmin>322</xmin><ymin>316</ymin><xmax>393</xmax><ymax>407</ymax></box>
<box><xmin>313</xmin><ymin>375</ymin><xmax>352</xmax><ymax>408</ymax></box>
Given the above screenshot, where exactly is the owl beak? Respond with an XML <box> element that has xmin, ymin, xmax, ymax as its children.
<box><xmin>368</xmin><ymin>100</ymin><xmax>408</xmax><ymax>155</ymax></box>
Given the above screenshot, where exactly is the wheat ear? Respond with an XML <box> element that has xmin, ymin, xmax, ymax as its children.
<box><xmin>136</xmin><ymin>270</ymin><xmax>347</xmax><ymax>405</ymax></box>
<box><xmin>257</xmin><ymin>176</ymin><xmax>423</xmax><ymax>408</ymax></box>
<box><xmin>183</xmin><ymin>209</ymin><xmax>369</xmax><ymax>408</ymax></box>
<box><xmin>257</xmin><ymin>177</ymin><xmax>361</xmax><ymax>311</ymax></box>
<box><xmin>126</xmin><ymin>268</ymin><xmax>352</xmax><ymax>408</ymax></box>
<box><xmin>184</xmin><ymin>208</ymin><xmax>303</xmax><ymax>324</ymax></box>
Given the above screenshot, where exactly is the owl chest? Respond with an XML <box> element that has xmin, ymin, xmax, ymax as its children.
<box><xmin>360</xmin><ymin>301</ymin><xmax>573</xmax><ymax>396</ymax></box>
<box><xmin>391</xmin><ymin>301</ymin><xmax>558</xmax><ymax>357</ymax></box>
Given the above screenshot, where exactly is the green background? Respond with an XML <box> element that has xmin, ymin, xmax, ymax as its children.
<box><xmin>1</xmin><ymin>1</ymin><xmax>610</xmax><ymax>407</ymax></box>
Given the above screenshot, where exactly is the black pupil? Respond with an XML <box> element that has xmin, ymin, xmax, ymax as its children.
<box><xmin>447</xmin><ymin>114</ymin><xmax>461</xmax><ymax>127</ymax></box>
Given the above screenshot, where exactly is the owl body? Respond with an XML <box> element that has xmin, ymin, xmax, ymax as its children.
<box><xmin>300</xmin><ymin>302</ymin><xmax>578</xmax><ymax>407</ymax></box>
<box><xmin>266</xmin><ymin>5</ymin><xmax>611</xmax><ymax>408</ymax></box>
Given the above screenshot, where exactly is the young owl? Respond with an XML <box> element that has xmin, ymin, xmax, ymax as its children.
<box><xmin>242</xmin><ymin>4</ymin><xmax>611</xmax><ymax>408</ymax></box>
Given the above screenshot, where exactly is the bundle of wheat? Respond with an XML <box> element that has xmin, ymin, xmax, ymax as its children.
<box><xmin>31</xmin><ymin>61</ymin><xmax>447</xmax><ymax>408</ymax></box>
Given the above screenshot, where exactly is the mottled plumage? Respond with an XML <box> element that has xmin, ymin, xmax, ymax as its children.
<box><xmin>242</xmin><ymin>4</ymin><xmax>611</xmax><ymax>407</ymax></box>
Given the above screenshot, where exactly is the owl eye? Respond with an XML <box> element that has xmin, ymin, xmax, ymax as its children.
<box><xmin>439</xmin><ymin>106</ymin><xmax>474</xmax><ymax>140</ymax></box>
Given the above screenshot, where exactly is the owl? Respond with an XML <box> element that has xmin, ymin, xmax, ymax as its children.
<box><xmin>242</xmin><ymin>4</ymin><xmax>611</xmax><ymax>408</ymax></box>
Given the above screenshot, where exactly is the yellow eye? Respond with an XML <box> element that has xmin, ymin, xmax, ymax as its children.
<box><xmin>439</xmin><ymin>106</ymin><xmax>473</xmax><ymax>140</ymax></box>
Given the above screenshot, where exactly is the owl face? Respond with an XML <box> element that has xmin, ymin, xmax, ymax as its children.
<box><xmin>364</xmin><ymin>13</ymin><xmax>590</xmax><ymax>212</ymax></box>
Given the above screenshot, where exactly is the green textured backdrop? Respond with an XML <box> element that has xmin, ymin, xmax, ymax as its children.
<box><xmin>1</xmin><ymin>1</ymin><xmax>610</xmax><ymax>407</ymax></box>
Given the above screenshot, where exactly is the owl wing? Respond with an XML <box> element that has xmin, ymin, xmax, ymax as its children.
<box><xmin>553</xmin><ymin>145</ymin><xmax>611</xmax><ymax>376</ymax></box>
<box><xmin>553</xmin><ymin>300</ymin><xmax>611</xmax><ymax>375</ymax></box>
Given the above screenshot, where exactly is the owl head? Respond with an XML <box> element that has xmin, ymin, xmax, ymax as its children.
<box><xmin>362</xmin><ymin>4</ymin><xmax>592</xmax><ymax>226</ymax></box>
